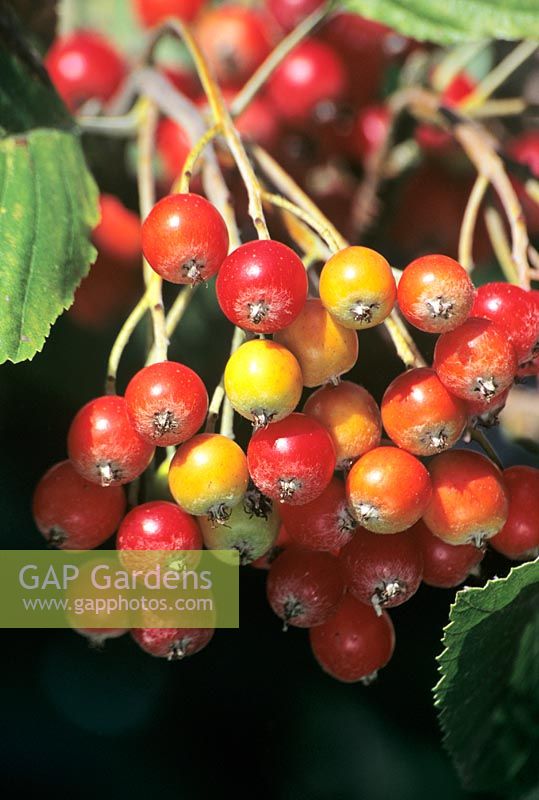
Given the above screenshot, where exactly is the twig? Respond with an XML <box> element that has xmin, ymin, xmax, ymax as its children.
<box><xmin>458</xmin><ymin>174</ymin><xmax>489</xmax><ymax>270</ymax></box>
<box><xmin>470</xmin><ymin>428</ymin><xmax>503</xmax><ymax>470</ymax></box>
<box><xmin>105</xmin><ymin>291</ymin><xmax>152</xmax><ymax>394</ymax></box>
<box><xmin>461</xmin><ymin>41</ymin><xmax>538</xmax><ymax>111</ymax></box>
<box><xmin>484</xmin><ymin>206</ymin><xmax>519</xmax><ymax>283</ymax></box>
<box><xmin>172</xmin><ymin>123</ymin><xmax>221</xmax><ymax>194</ymax></box>
<box><xmin>262</xmin><ymin>191</ymin><xmax>341</xmax><ymax>251</ymax></box>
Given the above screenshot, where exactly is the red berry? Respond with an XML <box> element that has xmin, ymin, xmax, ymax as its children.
<box><xmin>93</xmin><ymin>195</ymin><xmax>142</xmax><ymax>266</ymax></box>
<box><xmin>412</xmin><ymin>520</ymin><xmax>484</xmax><ymax>588</ymax></box>
<box><xmin>216</xmin><ymin>240</ymin><xmax>308</xmax><ymax>333</ymax></box>
<box><xmin>68</xmin><ymin>252</ymin><xmax>142</xmax><ymax>330</ymax></box>
<box><xmin>266</xmin><ymin>0</ymin><xmax>324</xmax><ymax>31</ymax></box>
<box><xmin>471</xmin><ymin>282</ymin><xmax>539</xmax><ymax>365</ymax></box>
<box><xmin>279</xmin><ymin>476</ymin><xmax>357</xmax><ymax>551</ymax></box>
<box><xmin>134</xmin><ymin>0</ymin><xmax>205</xmax><ymax>27</ymax></box>
<box><xmin>266</xmin><ymin>548</ymin><xmax>345</xmax><ymax>628</ymax></box>
<box><xmin>507</xmin><ymin>132</ymin><xmax>539</xmax><ymax>234</ymax></box>
<box><xmin>490</xmin><ymin>466</ymin><xmax>539</xmax><ymax>560</ymax></box>
<box><xmin>142</xmin><ymin>193</ymin><xmax>229</xmax><ymax>284</ymax></box>
<box><xmin>251</xmin><ymin>523</ymin><xmax>291</xmax><ymax>569</ymax></box>
<box><xmin>32</xmin><ymin>460</ymin><xmax>126</xmax><ymax>549</ymax></box>
<box><xmin>116</xmin><ymin>500</ymin><xmax>202</xmax><ymax>551</ymax></box>
<box><xmin>67</xmin><ymin>395</ymin><xmax>155</xmax><ymax>486</ymax></box>
<box><xmin>351</xmin><ymin>104</ymin><xmax>390</xmax><ymax>163</ymax></box>
<box><xmin>466</xmin><ymin>385</ymin><xmax>511</xmax><ymax>428</ymax></box>
<box><xmin>156</xmin><ymin>118</ymin><xmax>191</xmax><ymax>189</ymax></box>
<box><xmin>309</xmin><ymin>593</ymin><xmax>395</xmax><ymax>683</ymax></box>
<box><xmin>234</xmin><ymin>95</ymin><xmax>281</xmax><ymax>150</ymax></box>
<box><xmin>125</xmin><ymin>361</ymin><xmax>208</xmax><ymax>446</ymax></box>
<box><xmin>441</xmin><ymin>72</ymin><xmax>476</xmax><ymax>106</ymax></box>
<box><xmin>340</xmin><ymin>528</ymin><xmax>423</xmax><ymax>612</ymax></box>
<box><xmin>397</xmin><ymin>254</ymin><xmax>475</xmax><ymax>334</ymax></box>
<box><xmin>132</xmin><ymin>626</ymin><xmax>214</xmax><ymax>659</ymax></box>
<box><xmin>434</xmin><ymin>317</ymin><xmax>518</xmax><ymax>403</ymax></box>
<box><xmin>247</xmin><ymin>412</ymin><xmax>336</xmax><ymax>505</ymax></box>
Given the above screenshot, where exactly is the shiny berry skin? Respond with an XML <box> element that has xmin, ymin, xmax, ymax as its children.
<box><xmin>471</xmin><ymin>282</ymin><xmax>539</xmax><ymax>365</ymax></box>
<box><xmin>346</xmin><ymin>446</ymin><xmax>432</xmax><ymax>534</ymax></box>
<box><xmin>412</xmin><ymin>520</ymin><xmax>484</xmax><ymax>588</ymax></box>
<box><xmin>132</xmin><ymin>626</ymin><xmax>214</xmax><ymax>659</ymax></box>
<box><xmin>266</xmin><ymin>548</ymin><xmax>345</xmax><ymax>628</ymax></box>
<box><xmin>156</xmin><ymin>118</ymin><xmax>191</xmax><ymax>188</ymax></box>
<box><xmin>423</xmin><ymin>450</ymin><xmax>508</xmax><ymax>545</ymax></box>
<box><xmin>381</xmin><ymin>368</ymin><xmax>467</xmax><ymax>456</ymax></box>
<box><xmin>434</xmin><ymin>317</ymin><xmax>518</xmax><ymax>404</ymax></box>
<box><xmin>309</xmin><ymin>593</ymin><xmax>395</xmax><ymax>683</ymax></box>
<box><xmin>247</xmin><ymin>412</ymin><xmax>336</xmax><ymax>505</ymax></box>
<box><xmin>351</xmin><ymin>104</ymin><xmax>391</xmax><ymax>163</ymax></box>
<box><xmin>134</xmin><ymin>0</ymin><xmax>205</xmax><ymax>26</ymax></box>
<box><xmin>397</xmin><ymin>254</ymin><xmax>475</xmax><ymax>334</ymax></box>
<box><xmin>267</xmin><ymin>40</ymin><xmax>347</xmax><ymax>124</ymax></box>
<box><xmin>490</xmin><ymin>466</ymin><xmax>539</xmax><ymax>560</ymax></box>
<box><xmin>340</xmin><ymin>528</ymin><xmax>423</xmax><ymax>612</ymax></box>
<box><xmin>274</xmin><ymin>299</ymin><xmax>358</xmax><ymax>387</ymax></box>
<box><xmin>125</xmin><ymin>361</ymin><xmax>208</xmax><ymax>446</ymax></box>
<box><xmin>304</xmin><ymin>381</ymin><xmax>381</xmax><ymax>469</ymax></box>
<box><xmin>279</xmin><ymin>476</ymin><xmax>357</xmax><ymax>551</ymax></box>
<box><xmin>267</xmin><ymin>0</ymin><xmax>323</xmax><ymax>31</ymax></box>
<box><xmin>32</xmin><ymin>460</ymin><xmax>126</xmax><ymax>549</ymax></box>
<box><xmin>251</xmin><ymin>523</ymin><xmax>291</xmax><ymax>569</ymax></box>
<box><xmin>67</xmin><ymin>396</ymin><xmax>155</xmax><ymax>487</ymax></box>
<box><xmin>168</xmin><ymin>433</ymin><xmax>249</xmax><ymax>521</ymax></box>
<box><xmin>319</xmin><ymin>246</ymin><xmax>397</xmax><ymax>330</ymax></box>
<box><xmin>224</xmin><ymin>339</ymin><xmax>302</xmax><ymax>428</ymax></box>
<box><xmin>117</xmin><ymin>500</ymin><xmax>202</xmax><ymax>551</ymax></box>
<box><xmin>216</xmin><ymin>240</ymin><xmax>307</xmax><ymax>333</ymax></box>
<box><xmin>45</xmin><ymin>31</ymin><xmax>125</xmax><ymax>111</ymax></box>
<box><xmin>142</xmin><ymin>193</ymin><xmax>229</xmax><ymax>284</ymax></box>
<box><xmin>93</xmin><ymin>195</ymin><xmax>142</xmax><ymax>266</ymax></box>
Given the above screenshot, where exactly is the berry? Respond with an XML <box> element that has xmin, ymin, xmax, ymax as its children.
<box><xmin>168</xmin><ymin>433</ymin><xmax>249</xmax><ymax>521</ymax></box>
<box><xmin>125</xmin><ymin>361</ymin><xmax>208</xmax><ymax>446</ymax></box>
<box><xmin>274</xmin><ymin>298</ymin><xmax>358</xmax><ymax>387</ymax></box>
<box><xmin>441</xmin><ymin>71</ymin><xmax>476</xmax><ymax>106</ymax></box>
<box><xmin>93</xmin><ymin>195</ymin><xmax>142</xmax><ymax>266</ymax></box>
<box><xmin>340</xmin><ymin>528</ymin><xmax>423</xmax><ymax>612</ymax></box>
<box><xmin>224</xmin><ymin>339</ymin><xmax>303</xmax><ymax>428</ymax></box>
<box><xmin>351</xmin><ymin>104</ymin><xmax>390</xmax><ymax>163</ymax></box>
<box><xmin>279</xmin><ymin>476</ymin><xmax>357</xmax><ymax>551</ymax></box>
<box><xmin>346</xmin><ymin>446</ymin><xmax>432</xmax><ymax>534</ymax></box>
<box><xmin>216</xmin><ymin>240</ymin><xmax>308</xmax><ymax>333</ymax></box>
<box><xmin>381</xmin><ymin>367</ymin><xmax>467</xmax><ymax>456</ymax></box>
<box><xmin>471</xmin><ymin>282</ymin><xmax>539</xmax><ymax>365</ymax></box>
<box><xmin>423</xmin><ymin>449</ymin><xmax>508</xmax><ymax>545</ymax></box>
<box><xmin>117</xmin><ymin>500</ymin><xmax>202</xmax><ymax>551</ymax></box>
<box><xmin>67</xmin><ymin>395</ymin><xmax>155</xmax><ymax>487</ymax></box>
<box><xmin>68</xmin><ymin>252</ymin><xmax>142</xmax><ymax>330</ymax></box>
<box><xmin>32</xmin><ymin>460</ymin><xmax>126</xmax><ymax>549</ymax></box>
<box><xmin>319</xmin><ymin>246</ymin><xmax>397</xmax><ymax>330</ymax></box>
<box><xmin>434</xmin><ymin>317</ymin><xmax>518</xmax><ymax>403</ymax></box>
<box><xmin>397</xmin><ymin>254</ymin><xmax>475</xmax><ymax>334</ymax></box>
<box><xmin>156</xmin><ymin>118</ymin><xmax>191</xmax><ymax>188</ymax></box>
<box><xmin>266</xmin><ymin>0</ymin><xmax>324</xmax><ymax>31</ymax></box>
<box><xmin>466</xmin><ymin>386</ymin><xmax>511</xmax><ymax>428</ymax></box>
<box><xmin>142</xmin><ymin>193</ymin><xmax>229</xmax><ymax>284</ymax></box>
<box><xmin>412</xmin><ymin>520</ymin><xmax>484</xmax><ymax>588</ymax></box>
<box><xmin>134</xmin><ymin>0</ymin><xmax>205</xmax><ymax>27</ymax></box>
<box><xmin>490</xmin><ymin>466</ymin><xmax>539</xmax><ymax>559</ymax></box>
<box><xmin>225</xmin><ymin>92</ymin><xmax>281</xmax><ymax>150</ymax></box>
<box><xmin>132</xmin><ymin>626</ymin><xmax>214</xmax><ymax>659</ymax></box>
<box><xmin>507</xmin><ymin>132</ymin><xmax>539</xmax><ymax>234</ymax></box>
<box><xmin>75</xmin><ymin>628</ymin><xmax>127</xmax><ymax>646</ymax></box>
<box><xmin>247</xmin><ymin>412</ymin><xmax>336</xmax><ymax>505</ymax></box>
<box><xmin>251</xmin><ymin>523</ymin><xmax>291</xmax><ymax>569</ymax></box>
<box><xmin>266</xmin><ymin>548</ymin><xmax>345</xmax><ymax>628</ymax></box>
<box><xmin>309</xmin><ymin>593</ymin><xmax>395</xmax><ymax>683</ymax></box>
<box><xmin>303</xmin><ymin>381</ymin><xmax>381</xmax><ymax>469</ymax></box>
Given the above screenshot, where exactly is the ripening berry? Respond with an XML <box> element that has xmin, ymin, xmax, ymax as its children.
<box><xmin>93</xmin><ymin>195</ymin><xmax>142</xmax><ymax>266</ymax></box>
<box><xmin>216</xmin><ymin>240</ymin><xmax>308</xmax><ymax>333</ymax></box>
<box><xmin>471</xmin><ymin>282</ymin><xmax>539</xmax><ymax>365</ymax></box>
<box><xmin>381</xmin><ymin>368</ymin><xmax>467</xmax><ymax>456</ymax></box>
<box><xmin>274</xmin><ymin>299</ymin><xmax>358</xmax><ymax>387</ymax></box>
<box><xmin>224</xmin><ymin>339</ymin><xmax>303</xmax><ymax>428</ymax></box>
<box><xmin>466</xmin><ymin>386</ymin><xmax>511</xmax><ymax>429</ymax></box>
<box><xmin>434</xmin><ymin>317</ymin><xmax>518</xmax><ymax>404</ymax></box>
<box><xmin>68</xmin><ymin>396</ymin><xmax>155</xmax><ymax>487</ymax></box>
<box><xmin>134</xmin><ymin>0</ymin><xmax>205</xmax><ymax>27</ymax></box>
<box><xmin>251</xmin><ymin>523</ymin><xmax>291</xmax><ymax>569</ymax></box>
<box><xmin>279</xmin><ymin>476</ymin><xmax>357</xmax><ymax>551</ymax></box>
<box><xmin>266</xmin><ymin>0</ymin><xmax>324</xmax><ymax>31</ymax></box>
<box><xmin>346</xmin><ymin>446</ymin><xmax>431</xmax><ymax>534</ymax></box>
<box><xmin>266</xmin><ymin>548</ymin><xmax>345</xmax><ymax>628</ymax></box>
<box><xmin>412</xmin><ymin>520</ymin><xmax>484</xmax><ymax>588</ymax></box>
<box><xmin>247</xmin><ymin>412</ymin><xmax>336</xmax><ymax>505</ymax></box>
<box><xmin>340</xmin><ymin>528</ymin><xmax>423</xmax><ymax>613</ymax></box>
<box><xmin>490</xmin><ymin>466</ymin><xmax>539</xmax><ymax>559</ymax></box>
<box><xmin>132</xmin><ymin>626</ymin><xmax>214</xmax><ymax>659</ymax></box>
<box><xmin>303</xmin><ymin>381</ymin><xmax>382</xmax><ymax>469</ymax></box>
<box><xmin>423</xmin><ymin>449</ymin><xmax>508</xmax><ymax>545</ymax></box>
<box><xmin>309</xmin><ymin>593</ymin><xmax>395</xmax><ymax>683</ymax></box>
<box><xmin>397</xmin><ymin>254</ymin><xmax>475</xmax><ymax>334</ymax></box>
<box><xmin>142</xmin><ymin>193</ymin><xmax>229</xmax><ymax>284</ymax></box>
<box><xmin>168</xmin><ymin>433</ymin><xmax>249</xmax><ymax>522</ymax></box>
<box><xmin>507</xmin><ymin>133</ymin><xmax>539</xmax><ymax>234</ymax></box>
<box><xmin>117</xmin><ymin>501</ymin><xmax>202</xmax><ymax>551</ymax></box>
<box><xmin>319</xmin><ymin>246</ymin><xmax>397</xmax><ymax>330</ymax></box>
<box><xmin>125</xmin><ymin>361</ymin><xmax>208</xmax><ymax>446</ymax></box>
<box><xmin>32</xmin><ymin>460</ymin><xmax>126</xmax><ymax>549</ymax></box>
<box><xmin>351</xmin><ymin>104</ymin><xmax>391</xmax><ymax>163</ymax></box>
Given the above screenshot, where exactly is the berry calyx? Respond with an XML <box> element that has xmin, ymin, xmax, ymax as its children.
<box><xmin>471</xmin><ymin>282</ymin><xmax>539</xmax><ymax>365</ymax></box>
<box><xmin>412</xmin><ymin>520</ymin><xmax>484</xmax><ymax>588</ymax></box>
<box><xmin>279</xmin><ymin>476</ymin><xmax>357</xmax><ymax>551</ymax></box>
<box><xmin>132</xmin><ymin>626</ymin><xmax>214</xmax><ymax>660</ymax></box>
<box><xmin>251</xmin><ymin>523</ymin><xmax>291</xmax><ymax>570</ymax></box>
<box><xmin>490</xmin><ymin>466</ymin><xmax>539</xmax><ymax>559</ymax></box>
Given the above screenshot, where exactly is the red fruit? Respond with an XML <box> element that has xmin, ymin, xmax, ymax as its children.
<box><xmin>340</xmin><ymin>528</ymin><xmax>423</xmax><ymax>612</ymax></box>
<box><xmin>442</xmin><ymin>72</ymin><xmax>476</xmax><ymax>106</ymax></box>
<box><xmin>381</xmin><ymin>367</ymin><xmax>467</xmax><ymax>456</ymax></box>
<box><xmin>247</xmin><ymin>412</ymin><xmax>336</xmax><ymax>505</ymax></box>
<box><xmin>32</xmin><ymin>460</ymin><xmax>126</xmax><ymax>549</ymax></box>
<box><xmin>471</xmin><ymin>282</ymin><xmax>539</xmax><ymax>365</ymax></box>
<box><xmin>125</xmin><ymin>361</ymin><xmax>208</xmax><ymax>446</ymax></box>
<box><xmin>116</xmin><ymin>500</ymin><xmax>202</xmax><ymax>551</ymax></box>
<box><xmin>507</xmin><ymin>132</ymin><xmax>539</xmax><ymax>234</ymax></box>
<box><xmin>279</xmin><ymin>476</ymin><xmax>357</xmax><ymax>551</ymax></box>
<box><xmin>93</xmin><ymin>195</ymin><xmax>142</xmax><ymax>266</ymax></box>
<box><xmin>142</xmin><ymin>193</ymin><xmax>229</xmax><ymax>284</ymax></box>
<box><xmin>309</xmin><ymin>593</ymin><xmax>395</xmax><ymax>683</ymax></box>
<box><xmin>251</xmin><ymin>523</ymin><xmax>291</xmax><ymax>569</ymax></box>
<box><xmin>351</xmin><ymin>104</ymin><xmax>390</xmax><ymax>163</ymax></box>
<box><xmin>268</xmin><ymin>39</ymin><xmax>347</xmax><ymax>124</ymax></box>
<box><xmin>412</xmin><ymin>520</ymin><xmax>484</xmax><ymax>588</ymax></box>
<box><xmin>68</xmin><ymin>252</ymin><xmax>142</xmax><ymax>330</ymax></box>
<box><xmin>67</xmin><ymin>395</ymin><xmax>155</xmax><ymax>486</ymax></box>
<box><xmin>266</xmin><ymin>548</ymin><xmax>345</xmax><ymax>628</ymax></box>
<box><xmin>216</xmin><ymin>240</ymin><xmax>308</xmax><ymax>333</ymax></box>
<box><xmin>434</xmin><ymin>317</ymin><xmax>518</xmax><ymax>403</ymax></box>
<box><xmin>45</xmin><ymin>31</ymin><xmax>125</xmax><ymax>111</ymax></box>
<box><xmin>266</xmin><ymin>0</ymin><xmax>324</xmax><ymax>31</ymax></box>
<box><xmin>132</xmin><ymin>626</ymin><xmax>214</xmax><ymax>659</ymax></box>
<box><xmin>397</xmin><ymin>254</ymin><xmax>476</xmax><ymax>334</ymax></box>
<box><xmin>490</xmin><ymin>466</ymin><xmax>539</xmax><ymax>559</ymax></box>
<box><xmin>134</xmin><ymin>0</ymin><xmax>205</xmax><ymax>27</ymax></box>
<box><xmin>466</xmin><ymin>385</ymin><xmax>511</xmax><ymax>428</ymax></box>
<box><xmin>346</xmin><ymin>446</ymin><xmax>432</xmax><ymax>534</ymax></box>
<box><xmin>156</xmin><ymin>118</ymin><xmax>191</xmax><ymax>188</ymax></box>
<box><xmin>235</xmin><ymin>96</ymin><xmax>281</xmax><ymax>150</ymax></box>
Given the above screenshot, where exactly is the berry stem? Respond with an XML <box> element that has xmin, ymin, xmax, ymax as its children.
<box><xmin>206</xmin><ymin>325</ymin><xmax>246</xmax><ymax>436</ymax></box>
<box><xmin>172</xmin><ymin>123</ymin><xmax>221</xmax><ymax>194</ymax></box>
<box><xmin>483</xmin><ymin>206</ymin><xmax>520</xmax><ymax>284</ymax></box>
<box><xmin>431</xmin><ymin>41</ymin><xmax>489</xmax><ymax>93</ymax></box>
<box><xmin>262</xmin><ymin>191</ymin><xmax>341</xmax><ymax>252</ymax></box>
<box><xmin>458</xmin><ymin>174</ymin><xmax>489</xmax><ymax>271</ymax></box>
<box><xmin>105</xmin><ymin>290</ymin><xmax>152</xmax><ymax>395</ymax></box>
<box><xmin>469</xmin><ymin>428</ymin><xmax>503</xmax><ymax>470</ymax></box>
<box><xmin>461</xmin><ymin>41</ymin><xmax>538</xmax><ymax>111</ymax></box>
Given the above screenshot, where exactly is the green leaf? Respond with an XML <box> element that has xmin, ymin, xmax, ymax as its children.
<box><xmin>434</xmin><ymin>559</ymin><xmax>539</xmax><ymax>797</ymax></box>
<box><xmin>340</xmin><ymin>0</ymin><xmax>539</xmax><ymax>43</ymax></box>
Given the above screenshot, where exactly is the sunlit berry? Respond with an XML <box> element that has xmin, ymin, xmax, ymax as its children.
<box><xmin>132</xmin><ymin>626</ymin><xmax>214</xmax><ymax>659</ymax></box>
<box><xmin>471</xmin><ymin>282</ymin><xmax>539</xmax><ymax>365</ymax></box>
<box><xmin>279</xmin><ymin>476</ymin><xmax>356</xmax><ymax>551</ymax></box>
<box><xmin>490</xmin><ymin>466</ymin><xmax>539</xmax><ymax>559</ymax></box>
